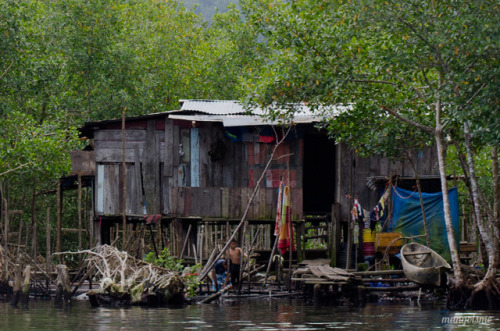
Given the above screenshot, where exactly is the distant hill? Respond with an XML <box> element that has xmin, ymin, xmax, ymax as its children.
<box><xmin>183</xmin><ymin>0</ymin><xmax>239</xmax><ymax>20</ymax></box>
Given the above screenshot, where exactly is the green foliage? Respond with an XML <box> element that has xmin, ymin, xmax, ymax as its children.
<box><xmin>182</xmin><ymin>263</ymin><xmax>203</xmax><ymax>298</ymax></box>
<box><xmin>144</xmin><ymin>248</ymin><xmax>202</xmax><ymax>298</ymax></box>
<box><xmin>241</xmin><ymin>0</ymin><xmax>499</xmax><ymax>149</ymax></box>
<box><xmin>304</xmin><ymin>222</ymin><xmax>327</xmax><ymax>249</ymax></box>
<box><xmin>144</xmin><ymin>248</ymin><xmax>184</xmax><ymax>272</ymax></box>
<box><xmin>184</xmin><ymin>0</ymin><xmax>237</xmax><ymax>20</ymax></box>
<box><xmin>0</xmin><ymin>0</ymin><xmax>262</xmax><ymax>258</ymax></box>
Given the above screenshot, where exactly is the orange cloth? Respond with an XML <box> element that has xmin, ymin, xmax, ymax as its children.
<box><xmin>278</xmin><ymin>185</ymin><xmax>294</xmax><ymax>254</ymax></box>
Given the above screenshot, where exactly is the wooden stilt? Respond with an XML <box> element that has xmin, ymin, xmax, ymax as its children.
<box><xmin>21</xmin><ymin>265</ymin><xmax>30</xmax><ymax>309</ymax></box>
<box><xmin>121</xmin><ymin>109</ymin><xmax>127</xmax><ymax>250</ymax></box>
<box><xmin>46</xmin><ymin>207</ymin><xmax>51</xmax><ymax>291</ymax></box>
<box><xmin>31</xmin><ymin>183</ymin><xmax>37</xmax><ymax>259</ymax></box>
<box><xmin>10</xmin><ymin>264</ymin><xmax>22</xmax><ymax>307</ymax></box>
<box><xmin>78</xmin><ymin>175</ymin><xmax>82</xmax><ymax>258</ymax></box>
<box><xmin>179</xmin><ymin>223</ymin><xmax>192</xmax><ymax>259</ymax></box>
<box><xmin>55</xmin><ymin>264</ymin><xmax>71</xmax><ymax>308</ymax></box>
<box><xmin>17</xmin><ymin>220</ymin><xmax>23</xmax><ymax>257</ymax></box>
<box><xmin>56</xmin><ymin>181</ymin><xmax>62</xmax><ymax>263</ymax></box>
<box><xmin>149</xmin><ymin>225</ymin><xmax>159</xmax><ymax>258</ymax></box>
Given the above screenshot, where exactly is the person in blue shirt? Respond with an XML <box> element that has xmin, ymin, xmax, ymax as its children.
<box><xmin>210</xmin><ymin>259</ymin><xmax>227</xmax><ymax>291</ymax></box>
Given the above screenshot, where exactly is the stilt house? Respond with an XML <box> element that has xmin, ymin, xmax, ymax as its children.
<box><xmin>70</xmin><ymin>100</ymin><xmax>439</xmax><ymax>264</ymax></box>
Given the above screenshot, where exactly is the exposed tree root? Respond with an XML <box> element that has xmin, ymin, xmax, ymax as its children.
<box><xmin>447</xmin><ymin>278</ymin><xmax>500</xmax><ymax>310</ymax></box>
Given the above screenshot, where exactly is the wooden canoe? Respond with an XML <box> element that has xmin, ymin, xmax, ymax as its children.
<box><xmin>401</xmin><ymin>243</ymin><xmax>451</xmax><ymax>287</ymax></box>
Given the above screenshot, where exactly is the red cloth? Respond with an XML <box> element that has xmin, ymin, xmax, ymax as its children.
<box><xmin>144</xmin><ymin>214</ymin><xmax>161</xmax><ymax>224</ymax></box>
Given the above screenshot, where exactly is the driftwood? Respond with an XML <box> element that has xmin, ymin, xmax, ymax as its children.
<box><xmin>198</xmin><ymin>285</ymin><xmax>231</xmax><ymax>304</ymax></box>
<box><xmin>56</xmin><ymin>245</ymin><xmax>185</xmax><ymax>306</ymax></box>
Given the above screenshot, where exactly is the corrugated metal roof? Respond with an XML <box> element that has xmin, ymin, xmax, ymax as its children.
<box><xmin>180</xmin><ymin>99</ymin><xmax>250</xmax><ymax>115</ymax></box>
<box><xmin>80</xmin><ymin>100</ymin><xmax>349</xmax><ymax>137</ymax></box>
<box><xmin>174</xmin><ymin>99</ymin><xmax>350</xmax><ymax>127</ymax></box>
<box><xmin>179</xmin><ymin>99</ymin><xmax>320</xmax><ymax>116</ymax></box>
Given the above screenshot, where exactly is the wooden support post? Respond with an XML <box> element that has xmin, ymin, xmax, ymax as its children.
<box><xmin>296</xmin><ymin>220</ymin><xmax>304</xmax><ymax>263</ymax></box>
<box><xmin>3</xmin><ymin>190</ymin><xmax>8</xmax><ymax>251</ymax></box>
<box><xmin>78</xmin><ymin>175</ymin><xmax>82</xmax><ymax>255</ymax></box>
<box><xmin>2</xmin><ymin>189</ymin><xmax>10</xmax><ymax>295</ymax></box>
<box><xmin>55</xmin><ymin>264</ymin><xmax>71</xmax><ymax>308</ymax></box>
<box><xmin>10</xmin><ymin>264</ymin><xmax>22</xmax><ymax>307</ymax></box>
<box><xmin>179</xmin><ymin>223</ymin><xmax>192</xmax><ymax>259</ymax></box>
<box><xmin>56</xmin><ymin>181</ymin><xmax>62</xmax><ymax>263</ymax></box>
<box><xmin>21</xmin><ymin>265</ymin><xmax>30</xmax><ymax>309</ymax></box>
<box><xmin>313</xmin><ymin>284</ymin><xmax>321</xmax><ymax>306</ymax></box>
<box><xmin>330</xmin><ymin>204</ymin><xmax>339</xmax><ymax>267</ymax></box>
<box><xmin>17</xmin><ymin>220</ymin><xmax>23</xmax><ymax>257</ymax></box>
<box><xmin>158</xmin><ymin>221</ymin><xmax>164</xmax><ymax>251</ymax></box>
<box><xmin>121</xmin><ymin>108</ymin><xmax>127</xmax><ymax>251</ymax></box>
<box><xmin>139</xmin><ymin>222</ymin><xmax>146</xmax><ymax>257</ymax></box>
<box><xmin>31</xmin><ymin>183</ymin><xmax>37</xmax><ymax>259</ymax></box>
<box><xmin>46</xmin><ymin>207</ymin><xmax>51</xmax><ymax>290</ymax></box>
<box><xmin>149</xmin><ymin>225</ymin><xmax>159</xmax><ymax>258</ymax></box>
<box><xmin>85</xmin><ymin>186</ymin><xmax>90</xmax><ymax>248</ymax></box>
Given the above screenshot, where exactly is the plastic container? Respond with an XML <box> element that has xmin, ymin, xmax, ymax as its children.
<box><xmin>375</xmin><ymin>232</ymin><xmax>402</xmax><ymax>255</ymax></box>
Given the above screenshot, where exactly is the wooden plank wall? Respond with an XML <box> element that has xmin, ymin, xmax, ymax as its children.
<box><xmin>94</xmin><ymin>118</ymin><xmax>303</xmax><ymax>220</ymax></box>
<box><xmin>337</xmin><ymin>143</ymin><xmax>439</xmax><ymax>222</ymax></box>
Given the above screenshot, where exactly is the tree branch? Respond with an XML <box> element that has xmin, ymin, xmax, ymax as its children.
<box><xmin>0</xmin><ymin>60</ymin><xmax>14</xmax><ymax>80</ymax></box>
<box><xmin>394</xmin><ymin>75</ymin><xmax>428</xmax><ymax>102</ymax></box>
<box><xmin>380</xmin><ymin>105</ymin><xmax>434</xmax><ymax>133</ymax></box>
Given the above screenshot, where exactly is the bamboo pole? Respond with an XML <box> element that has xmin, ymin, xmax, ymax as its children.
<box><xmin>31</xmin><ymin>182</ymin><xmax>37</xmax><ymax>259</ymax></box>
<box><xmin>263</xmin><ymin>235</ymin><xmax>279</xmax><ymax>287</ymax></box>
<box><xmin>179</xmin><ymin>223</ymin><xmax>192</xmax><ymax>259</ymax></box>
<box><xmin>147</xmin><ymin>224</ymin><xmax>158</xmax><ymax>258</ymax></box>
<box><xmin>17</xmin><ymin>220</ymin><xmax>23</xmax><ymax>257</ymax></box>
<box><xmin>78</xmin><ymin>175</ymin><xmax>82</xmax><ymax>255</ymax></box>
<box><xmin>56</xmin><ymin>180</ymin><xmax>62</xmax><ymax>263</ymax></box>
<box><xmin>46</xmin><ymin>207</ymin><xmax>51</xmax><ymax>290</ymax></box>
<box><xmin>3</xmin><ymin>186</ymin><xmax>8</xmax><ymax>250</ymax></box>
<box><xmin>121</xmin><ymin>108</ymin><xmax>127</xmax><ymax>250</ymax></box>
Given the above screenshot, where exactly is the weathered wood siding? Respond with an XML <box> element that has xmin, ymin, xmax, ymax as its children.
<box><xmin>92</xmin><ymin>116</ymin><xmax>437</xmax><ymax>222</ymax></box>
<box><xmin>94</xmin><ymin>118</ymin><xmax>303</xmax><ymax>219</ymax></box>
<box><xmin>336</xmin><ymin>143</ymin><xmax>439</xmax><ymax>222</ymax></box>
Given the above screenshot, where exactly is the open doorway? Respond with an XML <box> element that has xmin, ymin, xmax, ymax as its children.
<box><xmin>302</xmin><ymin>130</ymin><xmax>336</xmax><ymax>214</ymax></box>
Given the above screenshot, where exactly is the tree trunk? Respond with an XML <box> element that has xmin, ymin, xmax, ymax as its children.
<box><xmin>434</xmin><ymin>101</ymin><xmax>463</xmax><ymax>285</ymax></box>
<box><xmin>492</xmin><ymin>147</ymin><xmax>500</xmax><ymax>246</ymax></box>
<box><xmin>464</xmin><ymin>121</ymin><xmax>497</xmax><ymax>285</ymax></box>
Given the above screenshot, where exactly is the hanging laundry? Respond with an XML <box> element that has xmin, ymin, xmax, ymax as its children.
<box><xmin>351</xmin><ymin>199</ymin><xmax>364</xmax><ymax>222</ymax></box>
<box><xmin>278</xmin><ymin>185</ymin><xmax>295</xmax><ymax>255</ymax></box>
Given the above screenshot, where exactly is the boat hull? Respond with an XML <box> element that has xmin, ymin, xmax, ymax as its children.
<box><xmin>401</xmin><ymin>243</ymin><xmax>451</xmax><ymax>287</ymax></box>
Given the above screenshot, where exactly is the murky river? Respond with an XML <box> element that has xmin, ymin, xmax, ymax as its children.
<box><xmin>1</xmin><ymin>297</ymin><xmax>499</xmax><ymax>330</ymax></box>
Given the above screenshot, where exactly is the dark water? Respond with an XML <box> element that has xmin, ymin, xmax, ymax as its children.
<box><xmin>1</xmin><ymin>297</ymin><xmax>500</xmax><ymax>330</ymax></box>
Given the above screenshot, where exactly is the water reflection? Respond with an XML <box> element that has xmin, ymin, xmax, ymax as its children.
<box><xmin>1</xmin><ymin>298</ymin><xmax>500</xmax><ymax>330</ymax></box>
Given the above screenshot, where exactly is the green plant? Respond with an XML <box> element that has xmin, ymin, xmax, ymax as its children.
<box><xmin>182</xmin><ymin>263</ymin><xmax>203</xmax><ymax>298</ymax></box>
<box><xmin>144</xmin><ymin>249</ymin><xmax>203</xmax><ymax>298</ymax></box>
<box><xmin>144</xmin><ymin>248</ymin><xmax>184</xmax><ymax>272</ymax></box>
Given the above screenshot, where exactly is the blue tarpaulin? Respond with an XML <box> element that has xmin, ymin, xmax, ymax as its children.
<box><xmin>386</xmin><ymin>187</ymin><xmax>460</xmax><ymax>263</ymax></box>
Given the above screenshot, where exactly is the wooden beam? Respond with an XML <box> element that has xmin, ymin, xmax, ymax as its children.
<box><xmin>56</xmin><ymin>181</ymin><xmax>62</xmax><ymax>263</ymax></box>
